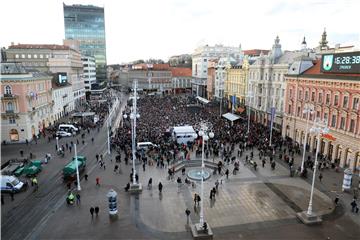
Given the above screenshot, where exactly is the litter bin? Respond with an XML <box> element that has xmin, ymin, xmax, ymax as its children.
<box><xmin>107</xmin><ymin>189</ymin><xmax>118</xmax><ymax>215</ymax></box>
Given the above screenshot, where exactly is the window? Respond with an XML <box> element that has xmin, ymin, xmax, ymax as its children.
<box><xmin>7</xmin><ymin>102</ymin><xmax>14</xmax><ymax>111</ymax></box>
<box><xmin>288</xmin><ymin>104</ymin><xmax>292</xmax><ymax>114</ymax></box>
<box><xmin>34</xmin><ymin>54</ymin><xmax>37</xmax><ymax>58</ymax></box>
<box><xmin>340</xmin><ymin>117</ymin><xmax>345</xmax><ymax>130</ymax></box>
<box><xmin>305</xmin><ymin>91</ymin><xmax>309</xmax><ymax>101</ymax></box>
<box><xmin>353</xmin><ymin>97</ymin><xmax>359</xmax><ymax>110</ymax></box>
<box><xmin>21</xmin><ymin>54</ymin><xmax>25</xmax><ymax>58</ymax></box>
<box><xmin>15</xmin><ymin>54</ymin><xmax>19</xmax><ymax>58</ymax></box>
<box><xmin>9</xmin><ymin>117</ymin><xmax>16</xmax><ymax>124</ymax></box>
<box><xmin>316</xmin><ymin>111</ymin><xmax>320</xmax><ymax>118</ymax></box>
<box><xmin>289</xmin><ymin>89</ymin><xmax>293</xmax><ymax>98</ymax></box>
<box><xmin>348</xmin><ymin>119</ymin><xmax>355</xmax><ymax>133</ymax></box>
<box><xmin>324</xmin><ymin>112</ymin><xmax>328</xmax><ymax>122</ymax></box>
<box><xmin>311</xmin><ymin>92</ymin><xmax>315</xmax><ymax>101</ymax></box>
<box><xmin>334</xmin><ymin>95</ymin><xmax>339</xmax><ymax>106</ymax></box>
<box><xmin>343</xmin><ymin>96</ymin><xmax>349</xmax><ymax>108</ymax></box>
<box><xmin>331</xmin><ymin>115</ymin><xmax>336</xmax><ymax>127</ymax></box>
<box><xmin>27</xmin><ymin>54</ymin><xmax>31</xmax><ymax>58</ymax></box>
<box><xmin>4</xmin><ymin>85</ymin><xmax>12</xmax><ymax>95</ymax></box>
<box><xmin>326</xmin><ymin>94</ymin><xmax>330</xmax><ymax>105</ymax></box>
<box><xmin>298</xmin><ymin>90</ymin><xmax>302</xmax><ymax>100</ymax></box>
<box><xmin>40</xmin><ymin>54</ymin><xmax>43</xmax><ymax>58</ymax></box>
<box><xmin>297</xmin><ymin>106</ymin><xmax>301</xmax><ymax>117</ymax></box>
<box><xmin>318</xmin><ymin>93</ymin><xmax>323</xmax><ymax>103</ymax></box>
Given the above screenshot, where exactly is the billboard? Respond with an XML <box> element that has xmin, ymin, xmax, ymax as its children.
<box><xmin>54</xmin><ymin>72</ymin><xmax>68</xmax><ymax>85</ymax></box>
<box><xmin>321</xmin><ymin>51</ymin><xmax>360</xmax><ymax>74</ymax></box>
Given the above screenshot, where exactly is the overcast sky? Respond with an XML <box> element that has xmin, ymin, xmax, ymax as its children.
<box><xmin>1</xmin><ymin>0</ymin><xmax>359</xmax><ymax>64</ymax></box>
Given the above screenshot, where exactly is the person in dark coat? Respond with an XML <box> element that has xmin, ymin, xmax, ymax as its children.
<box><xmin>90</xmin><ymin>207</ymin><xmax>95</xmax><ymax>218</ymax></box>
<box><xmin>158</xmin><ymin>182</ymin><xmax>163</xmax><ymax>193</ymax></box>
<box><xmin>95</xmin><ymin>206</ymin><xmax>99</xmax><ymax>216</ymax></box>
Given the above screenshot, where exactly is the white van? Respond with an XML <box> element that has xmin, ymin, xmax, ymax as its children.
<box><xmin>58</xmin><ymin>124</ymin><xmax>79</xmax><ymax>134</ymax></box>
<box><xmin>137</xmin><ymin>142</ymin><xmax>157</xmax><ymax>150</ymax></box>
<box><xmin>1</xmin><ymin>175</ymin><xmax>26</xmax><ymax>193</ymax></box>
<box><xmin>172</xmin><ymin>126</ymin><xmax>196</xmax><ymax>144</ymax></box>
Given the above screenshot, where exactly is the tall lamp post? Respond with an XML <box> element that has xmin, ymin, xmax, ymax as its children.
<box><xmin>297</xmin><ymin>118</ymin><xmax>328</xmax><ymax>224</ymax></box>
<box><xmin>196</xmin><ymin>122</ymin><xmax>214</xmax><ymax>227</ymax></box>
<box><xmin>123</xmin><ymin>80</ymin><xmax>142</xmax><ymax>192</ymax></box>
<box><xmin>74</xmin><ymin>143</ymin><xmax>81</xmax><ymax>191</ymax></box>
<box><xmin>300</xmin><ymin>104</ymin><xmax>314</xmax><ymax>173</ymax></box>
<box><xmin>246</xmin><ymin>91</ymin><xmax>253</xmax><ymax>135</ymax></box>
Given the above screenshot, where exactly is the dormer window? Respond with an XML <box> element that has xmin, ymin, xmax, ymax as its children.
<box><xmin>5</xmin><ymin>85</ymin><xmax>12</xmax><ymax>95</ymax></box>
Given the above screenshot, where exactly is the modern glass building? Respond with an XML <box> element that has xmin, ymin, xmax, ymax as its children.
<box><xmin>63</xmin><ymin>3</ymin><xmax>107</xmax><ymax>84</ymax></box>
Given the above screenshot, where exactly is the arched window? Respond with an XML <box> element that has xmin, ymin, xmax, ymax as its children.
<box><xmin>5</xmin><ymin>85</ymin><xmax>12</xmax><ymax>95</ymax></box>
<box><xmin>7</xmin><ymin>102</ymin><xmax>14</xmax><ymax>111</ymax></box>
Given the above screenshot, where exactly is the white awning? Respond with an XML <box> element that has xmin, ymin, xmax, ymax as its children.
<box><xmin>222</xmin><ymin>112</ymin><xmax>241</xmax><ymax>122</ymax></box>
<box><xmin>196</xmin><ymin>96</ymin><xmax>210</xmax><ymax>104</ymax></box>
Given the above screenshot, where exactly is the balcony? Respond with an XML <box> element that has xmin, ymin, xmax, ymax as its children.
<box><xmin>1</xmin><ymin>94</ymin><xmax>18</xmax><ymax>100</ymax></box>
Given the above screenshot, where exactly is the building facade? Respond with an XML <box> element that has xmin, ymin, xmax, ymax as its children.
<box><xmin>283</xmin><ymin>58</ymin><xmax>360</xmax><ymax>171</ymax></box>
<box><xmin>248</xmin><ymin>36</ymin><xmax>315</xmax><ymax>131</ymax></box>
<box><xmin>5</xmin><ymin>43</ymin><xmax>85</xmax><ymax>109</ymax></box>
<box><xmin>171</xmin><ymin>68</ymin><xmax>192</xmax><ymax>93</ymax></box>
<box><xmin>192</xmin><ymin>44</ymin><xmax>242</xmax><ymax>98</ymax></box>
<box><xmin>1</xmin><ymin>63</ymin><xmax>53</xmax><ymax>143</ymax></box>
<box><xmin>207</xmin><ymin>60</ymin><xmax>217</xmax><ymax>100</ymax></box>
<box><xmin>82</xmin><ymin>56</ymin><xmax>96</xmax><ymax>92</ymax></box>
<box><xmin>63</xmin><ymin>3</ymin><xmax>107</xmax><ymax>83</ymax></box>
<box><xmin>224</xmin><ymin>58</ymin><xmax>249</xmax><ymax>110</ymax></box>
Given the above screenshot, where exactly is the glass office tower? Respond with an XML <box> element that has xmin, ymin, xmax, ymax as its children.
<box><xmin>63</xmin><ymin>4</ymin><xmax>107</xmax><ymax>84</ymax></box>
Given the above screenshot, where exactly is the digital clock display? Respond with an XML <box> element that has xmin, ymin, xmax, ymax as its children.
<box><xmin>321</xmin><ymin>51</ymin><xmax>360</xmax><ymax>73</ymax></box>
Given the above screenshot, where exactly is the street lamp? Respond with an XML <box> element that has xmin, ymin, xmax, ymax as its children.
<box><xmin>246</xmin><ymin>91</ymin><xmax>253</xmax><ymax>135</ymax></box>
<box><xmin>74</xmin><ymin>143</ymin><xmax>81</xmax><ymax>191</ymax></box>
<box><xmin>123</xmin><ymin>80</ymin><xmax>142</xmax><ymax>192</ymax></box>
<box><xmin>195</xmin><ymin>122</ymin><xmax>214</xmax><ymax>227</ymax></box>
<box><xmin>307</xmin><ymin>118</ymin><xmax>329</xmax><ymax>216</ymax></box>
<box><xmin>300</xmin><ymin>104</ymin><xmax>314</xmax><ymax>173</ymax></box>
<box><xmin>56</xmin><ymin>136</ymin><xmax>59</xmax><ymax>151</ymax></box>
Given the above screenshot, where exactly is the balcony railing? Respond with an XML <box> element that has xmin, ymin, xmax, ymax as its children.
<box><xmin>1</xmin><ymin>94</ymin><xmax>18</xmax><ymax>100</ymax></box>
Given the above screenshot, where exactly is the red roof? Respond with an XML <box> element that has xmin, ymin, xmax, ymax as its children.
<box><xmin>9</xmin><ymin>44</ymin><xmax>70</xmax><ymax>50</ymax></box>
<box><xmin>303</xmin><ymin>60</ymin><xmax>360</xmax><ymax>77</ymax></box>
<box><xmin>171</xmin><ymin>67</ymin><xmax>192</xmax><ymax>77</ymax></box>
<box><xmin>243</xmin><ymin>49</ymin><xmax>269</xmax><ymax>56</ymax></box>
<box><xmin>132</xmin><ymin>63</ymin><xmax>170</xmax><ymax>70</ymax></box>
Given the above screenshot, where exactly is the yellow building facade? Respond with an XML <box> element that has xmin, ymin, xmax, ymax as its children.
<box><xmin>224</xmin><ymin>59</ymin><xmax>249</xmax><ymax>110</ymax></box>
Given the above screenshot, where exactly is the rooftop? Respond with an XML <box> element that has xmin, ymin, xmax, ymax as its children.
<box><xmin>170</xmin><ymin>67</ymin><xmax>192</xmax><ymax>77</ymax></box>
<box><xmin>8</xmin><ymin>44</ymin><xmax>70</xmax><ymax>50</ymax></box>
<box><xmin>243</xmin><ymin>49</ymin><xmax>270</xmax><ymax>56</ymax></box>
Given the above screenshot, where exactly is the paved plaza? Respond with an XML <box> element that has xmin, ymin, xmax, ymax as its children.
<box><xmin>12</xmin><ymin>146</ymin><xmax>358</xmax><ymax>240</ymax></box>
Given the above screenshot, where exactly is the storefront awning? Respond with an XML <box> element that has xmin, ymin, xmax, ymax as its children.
<box><xmin>196</xmin><ymin>96</ymin><xmax>210</xmax><ymax>104</ymax></box>
<box><xmin>222</xmin><ymin>112</ymin><xmax>240</xmax><ymax>122</ymax></box>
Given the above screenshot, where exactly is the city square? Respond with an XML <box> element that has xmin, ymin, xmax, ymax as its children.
<box><xmin>1</xmin><ymin>1</ymin><xmax>360</xmax><ymax>240</ymax></box>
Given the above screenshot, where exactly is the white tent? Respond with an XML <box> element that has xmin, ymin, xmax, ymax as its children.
<box><xmin>222</xmin><ymin>112</ymin><xmax>240</xmax><ymax>122</ymax></box>
<box><xmin>196</xmin><ymin>96</ymin><xmax>210</xmax><ymax>104</ymax></box>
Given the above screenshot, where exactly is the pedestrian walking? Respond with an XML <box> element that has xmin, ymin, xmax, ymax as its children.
<box><xmin>351</xmin><ymin>199</ymin><xmax>357</xmax><ymax>212</ymax></box>
<box><xmin>95</xmin><ymin>206</ymin><xmax>99</xmax><ymax>216</ymax></box>
<box><xmin>215</xmin><ymin>180</ymin><xmax>219</xmax><ymax>191</ymax></box>
<box><xmin>262</xmin><ymin>159</ymin><xmax>266</xmax><ymax>168</ymax></box>
<box><xmin>76</xmin><ymin>193</ymin><xmax>81</xmax><ymax>205</ymax></box>
<box><xmin>143</xmin><ymin>163</ymin><xmax>146</xmax><ymax>171</ymax></box>
<box><xmin>194</xmin><ymin>193</ymin><xmax>198</xmax><ymax>206</ymax></box>
<box><xmin>185</xmin><ymin>208</ymin><xmax>191</xmax><ymax>224</ymax></box>
<box><xmin>84</xmin><ymin>174</ymin><xmax>88</xmax><ymax>181</ymax></box>
<box><xmin>225</xmin><ymin>169</ymin><xmax>229</xmax><ymax>179</ymax></box>
<box><xmin>114</xmin><ymin>165</ymin><xmax>119</xmax><ymax>173</ymax></box>
<box><xmin>334</xmin><ymin>195</ymin><xmax>339</xmax><ymax>206</ymax></box>
<box><xmin>148</xmin><ymin>178</ymin><xmax>152</xmax><ymax>189</ymax></box>
<box><xmin>32</xmin><ymin>177</ymin><xmax>38</xmax><ymax>191</ymax></box>
<box><xmin>90</xmin><ymin>207</ymin><xmax>95</xmax><ymax>218</ymax></box>
<box><xmin>96</xmin><ymin>177</ymin><xmax>100</xmax><ymax>186</ymax></box>
<box><xmin>158</xmin><ymin>182</ymin><xmax>163</xmax><ymax>193</ymax></box>
<box><xmin>319</xmin><ymin>173</ymin><xmax>323</xmax><ymax>182</ymax></box>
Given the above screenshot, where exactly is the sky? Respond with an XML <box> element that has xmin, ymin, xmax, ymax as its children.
<box><xmin>0</xmin><ymin>0</ymin><xmax>359</xmax><ymax>64</ymax></box>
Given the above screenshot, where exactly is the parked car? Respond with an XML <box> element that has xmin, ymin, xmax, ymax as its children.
<box><xmin>1</xmin><ymin>175</ymin><xmax>27</xmax><ymax>193</ymax></box>
<box><xmin>56</xmin><ymin>131</ymin><xmax>72</xmax><ymax>137</ymax></box>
